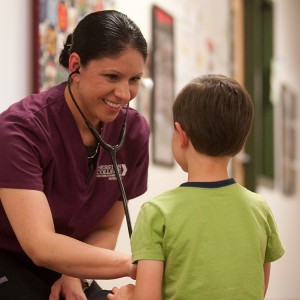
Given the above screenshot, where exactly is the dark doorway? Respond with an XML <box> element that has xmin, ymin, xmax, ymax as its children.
<box><xmin>243</xmin><ymin>0</ymin><xmax>274</xmax><ymax>191</ymax></box>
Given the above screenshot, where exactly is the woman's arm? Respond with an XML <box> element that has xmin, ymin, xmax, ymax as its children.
<box><xmin>83</xmin><ymin>200</ymin><xmax>125</xmax><ymax>249</ymax></box>
<box><xmin>0</xmin><ymin>188</ymin><xmax>131</xmax><ymax>279</ymax></box>
<box><xmin>49</xmin><ymin>200</ymin><xmax>128</xmax><ymax>299</ymax></box>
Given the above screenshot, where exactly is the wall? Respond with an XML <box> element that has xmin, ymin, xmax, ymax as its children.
<box><xmin>0</xmin><ymin>1</ymin><xmax>32</xmax><ymax>112</ymax></box>
<box><xmin>257</xmin><ymin>1</ymin><xmax>300</xmax><ymax>299</ymax></box>
<box><xmin>0</xmin><ymin>0</ymin><xmax>299</xmax><ymax>299</ymax></box>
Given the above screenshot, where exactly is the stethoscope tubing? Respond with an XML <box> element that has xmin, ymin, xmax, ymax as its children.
<box><xmin>67</xmin><ymin>70</ymin><xmax>132</xmax><ymax>237</ymax></box>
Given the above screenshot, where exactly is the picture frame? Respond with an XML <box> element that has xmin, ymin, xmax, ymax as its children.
<box><xmin>281</xmin><ymin>84</ymin><xmax>297</xmax><ymax>195</ymax></box>
<box><xmin>151</xmin><ymin>5</ymin><xmax>175</xmax><ymax>167</ymax></box>
<box><xmin>33</xmin><ymin>0</ymin><xmax>115</xmax><ymax>93</ymax></box>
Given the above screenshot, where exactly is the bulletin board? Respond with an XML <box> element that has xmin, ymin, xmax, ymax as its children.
<box><xmin>33</xmin><ymin>0</ymin><xmax>116</xmax><ymax>92</ymax></box>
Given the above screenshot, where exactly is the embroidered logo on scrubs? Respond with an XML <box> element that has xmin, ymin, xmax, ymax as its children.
<box><xmin>96</xmin><ymin>164</ymin><xmax>127</xmax><ymax>180</ymax></box>
<box><xmin>0</xmin><ymin>276</ymin><xmax>8</xmax><ymax>284</ymax></box>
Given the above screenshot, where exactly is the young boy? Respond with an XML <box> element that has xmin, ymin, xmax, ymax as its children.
<box><xmin>108</xmin><ymin>75</ymin><xmax>285</xmax><ymax>300</ymax></box>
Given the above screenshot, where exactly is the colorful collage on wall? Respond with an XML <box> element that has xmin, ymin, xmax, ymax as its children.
<box><xmin>33</xmin><ymin>0</ymin><xmax>116</xmax><ymax>92</ymax></box>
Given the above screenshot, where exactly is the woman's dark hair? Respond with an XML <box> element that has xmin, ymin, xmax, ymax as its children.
<box><xmin>173</xmin><ymin>75</ymin><xmax>254</xmax><ymax>157</ymax></box>
<box><xmin>59</xmin><ymin>10</ymin><xmax>148</xmax><ymax>68</ymax></box>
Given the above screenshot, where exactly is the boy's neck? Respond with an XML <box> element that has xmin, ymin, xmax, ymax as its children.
<box><xmin>186</xmin><ymin>153</ymin><xmax>231</xmax><ymax>183</ymax></box>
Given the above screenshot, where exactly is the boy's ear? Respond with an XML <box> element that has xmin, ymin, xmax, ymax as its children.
<box><xmin>174</xmin><ymin>122</ymin><xmax>188</xmax><ymax>148</ymax></box>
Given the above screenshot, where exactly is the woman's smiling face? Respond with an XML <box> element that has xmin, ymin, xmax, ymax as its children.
<box><xmin>70</xmin><ymin>47</ymin><xmax>145</xmax><ymax>124</ymax></box>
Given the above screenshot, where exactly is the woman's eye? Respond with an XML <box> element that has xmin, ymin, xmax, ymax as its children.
<box><xmin>105</xmin><ymin>74</ymin><xmax>118</xmax><ymax>80</ymax></box>
<box><xmin>131</xmin><ymin>76</ymin><xmax>141</xmax><ymax>83</ymax></box>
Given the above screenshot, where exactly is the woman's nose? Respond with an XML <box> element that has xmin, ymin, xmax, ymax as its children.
<box><xmin>114</xmin><ymin>82</ymin><xmax>131</xmax><ymax>101</ymax></box>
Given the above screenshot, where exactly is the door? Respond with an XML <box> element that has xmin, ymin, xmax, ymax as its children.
<box><xmin>243</xmin><ymin>0</ymin><xmax>274</xmax><ymax>191</ymax></box>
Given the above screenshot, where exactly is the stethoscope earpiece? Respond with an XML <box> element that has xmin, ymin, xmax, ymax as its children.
<box><xmin>70</xmin><ymin>68</ymin><xmax>80</xmax><ymax>76</ymax></box>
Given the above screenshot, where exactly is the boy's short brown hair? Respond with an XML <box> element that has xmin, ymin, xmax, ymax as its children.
<box><xmin>173</xmin><ymin>75</ymin><xmax>254</xmax><ymax>157</ymax></box>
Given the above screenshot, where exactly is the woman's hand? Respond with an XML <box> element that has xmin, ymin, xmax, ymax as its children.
<box><xmin>107</xmin><ymin>284</ymin><xmax>135</xmax><ymax>300</ymax></box>
<box><xmin>49</xmin><ymin>275</ymin><xmax>87</xmax><ymax>300</ymax></box>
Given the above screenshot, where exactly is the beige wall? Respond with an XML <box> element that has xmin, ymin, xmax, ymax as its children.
<box><xmin>0</xmin><ymin>1</ymin><xmax>32</xmax><ymax>111</ymax></box>
<box><xmin>259</xmin><ymin>1</ymin><xmax>300</xmax><ymax>299</ymax></box>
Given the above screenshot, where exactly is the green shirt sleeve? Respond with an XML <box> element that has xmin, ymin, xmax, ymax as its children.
<box><xmin>131</xmin><ymin>202</ymin><xmax>165</xmax><ymax>263</ymax></box>
<box><xmin>264</xmin><ymin>207</ymin><xmax>285</xmax><ymax>263</ymax></box>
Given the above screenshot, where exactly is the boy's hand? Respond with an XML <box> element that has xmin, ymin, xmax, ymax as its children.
<box><xmin>107</xmin><ymin>284</ymin><xmax>135</xmax><ymax>300</ymax></box>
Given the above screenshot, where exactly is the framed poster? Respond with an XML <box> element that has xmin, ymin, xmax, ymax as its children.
<box><xmin>33</xmin><ymin>0</ymin><xmax>116</xmax><ymax>92</ymax></box>
<box><xmin>281</xmin><ymin>85</ymin><xmax>297</xmax><ymax>195</ymax></box>
<box><xmin>151</xmin><ymin>5</ymin><xmax>175</xmax><ymax>167</ymax></box>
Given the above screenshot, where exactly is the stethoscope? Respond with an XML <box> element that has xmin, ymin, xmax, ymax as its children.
<box><xmin>68</xmin><ymin>69</ymin><xmax>132</xmax><ymax>237</ymax></box>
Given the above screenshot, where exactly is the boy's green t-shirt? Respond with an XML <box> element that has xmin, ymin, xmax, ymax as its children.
<box><xmin>131</xmin><ymin>182</ymin><xmax>285</xmax><ymax>300</ymax></box>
